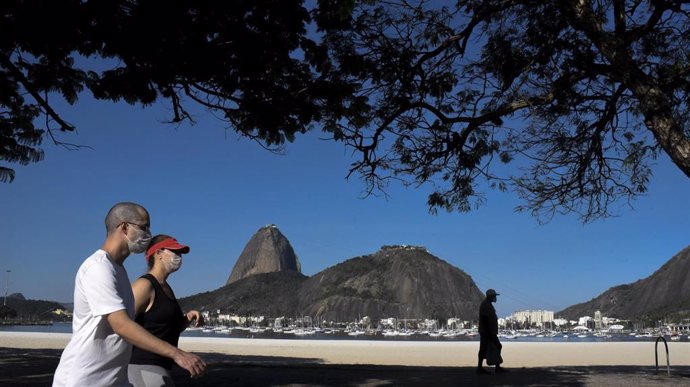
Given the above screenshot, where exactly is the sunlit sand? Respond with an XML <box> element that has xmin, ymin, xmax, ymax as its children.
<box><xmin>2</xmin><ymin>332</ymin><xmax>689</xmax><ymax>368</ymax></box>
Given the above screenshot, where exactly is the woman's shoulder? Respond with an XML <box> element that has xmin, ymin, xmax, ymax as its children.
<box><xmin>132</xmin><ymin>275</ymin><xmax>156</xmax><ymax>291</ymax></box>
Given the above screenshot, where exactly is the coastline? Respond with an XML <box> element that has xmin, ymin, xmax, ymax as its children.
<box><xmin>0</xmin><ymin>320</ymin><xmax>54</xmax><ymax>326</ymax></box>
<box><xmin>2</xmin><ymin>331</ymin><xmax>690</xmax><ymax>367</ymax></box>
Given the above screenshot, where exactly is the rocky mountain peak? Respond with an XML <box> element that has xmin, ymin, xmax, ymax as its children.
<box><xmin>296</xmin><ymin>246</ymin><xmax>484</xmax><ymax>321</ymax></box>
<box><xmin>558</xmin><ymin>245</ymin><xmax>690</xmax><ymax>319</ymax></box>
<box><xmin>226</xmin><ymin>225</ymin><xmax>301</xmax><ymax>285</ymax></box>
<box><xmin>182</xmin><ymin>244</ymin><xmax>485</xmax><ymax>322</ymax></box>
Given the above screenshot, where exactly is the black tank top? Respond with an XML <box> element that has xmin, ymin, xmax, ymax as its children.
<box><xmin>130</xmin><ymin>274</ymin><xmax>187</xmax><ymax>369</ymax></box>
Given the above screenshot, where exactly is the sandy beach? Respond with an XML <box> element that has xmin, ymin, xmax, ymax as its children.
<box><xmin>2</xmin><ymin>332</ymin><xmax>690</xmax><ymax>386</ymax></box>
<box><xmin>2</xmin><ymin>332</ymin><xmax>690</xmax><ymax>367</ymax></box>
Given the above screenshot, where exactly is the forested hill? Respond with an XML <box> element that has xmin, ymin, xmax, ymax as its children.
<box><xmin>0</xmin><ymin>293</ymin><xmax>70</xmax><ymax>321</ymax></box>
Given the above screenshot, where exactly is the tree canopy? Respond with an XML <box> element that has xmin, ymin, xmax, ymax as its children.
<box><xmin>319</xmin><ymin>0</ymin><xmax>690</xmax><ymax>222</ymax></box>
<box><xmin>1</xmin><ymin>0</ymin><xmax>355</xmax><ymax>179</ymax></box>
<box><xmin>3</xmin><ymin>0</ymin><xmax>690</xmax><ymax>222</ymax></box>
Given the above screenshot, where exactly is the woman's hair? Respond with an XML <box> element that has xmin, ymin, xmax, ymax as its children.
<box><xmin>146</xmin><ymin>234</ymin><xmax>172</xmax><ymax>270</ymax></box>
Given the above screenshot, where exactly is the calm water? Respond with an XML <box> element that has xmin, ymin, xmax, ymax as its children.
<box><xmin>1</xmin><ymin>322</ymin><xmax>687</xmax><ymax>343</ymax></box>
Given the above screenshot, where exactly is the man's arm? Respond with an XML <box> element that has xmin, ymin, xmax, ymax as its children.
<box><xmin>107</xmin><ymin>309</ymin><xmax>206</xmax><ymax>377</ymax></box>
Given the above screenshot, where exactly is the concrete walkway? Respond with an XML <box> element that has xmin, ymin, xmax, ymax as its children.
<box><xmin>2</xmin><ymin>347</ymin><xmax>690</xmax><ymax>386</ymax></box>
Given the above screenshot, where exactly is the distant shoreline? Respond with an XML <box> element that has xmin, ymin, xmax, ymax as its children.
<box><xmin>0</xmin><ymin>320</ymin><xmax>54</xmax><ymax>326</ymax></box>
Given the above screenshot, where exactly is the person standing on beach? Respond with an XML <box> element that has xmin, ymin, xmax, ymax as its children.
<box><xmin>53</xmin><ymin>202</ymin><xmax>206</xmax><ymax>387</ymax></box>
<box><xmin>128</xmin><ymin>234</ymin><xmax>204</xmax><ymax>386</ymax></box>
<box><xmin>477</xmin><ymin>288</ymin><xmax>505</xmax><ymax>374</ymax></box>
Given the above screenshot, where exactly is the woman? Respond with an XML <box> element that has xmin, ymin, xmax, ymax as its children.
<box><xmin>128</xmin><ymin>234</ymin><xmax>204</xmax><ymax>387</ymax></box>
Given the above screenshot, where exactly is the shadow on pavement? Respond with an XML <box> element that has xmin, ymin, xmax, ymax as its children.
<box><xmin>2</xmin><ymin>347</ymin><xmax>690</xmax><ymax>386</ymax></box>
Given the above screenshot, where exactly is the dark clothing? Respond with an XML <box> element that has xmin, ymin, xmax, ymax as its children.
<box><xmin>477</xmin><ymin>297</ymin><xmax>501</xmax><ymax>361</ymax></box>
<box><xmin>478</xmin><ymin>334</ymin><xmax>502</xmax><ymax>359</ymax></box>
<box><xmin>130</xmin><ymin>274</ymin><xmax>187</xmax><ymax>369</ymax></box>
<box><xmin>478</xmin><ymin>298</ymin><xmax>498</xmax><ymax>336</ymax></box>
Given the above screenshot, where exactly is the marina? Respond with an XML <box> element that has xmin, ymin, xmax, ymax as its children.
<box><xmin>2</xmin><ymin>322</ymin><xmax>687</xmax><ymax>343</ymax></box>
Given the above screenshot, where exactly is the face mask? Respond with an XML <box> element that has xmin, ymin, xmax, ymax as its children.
<box><xmin>164</xmin><ymin>253</ymin><xmax>182</xmax><ymax>272</ymax></box>
<box><xmin>124</xmin><ymin>227</ymin><xmax>152</xmax><ymax>254</ymax></box>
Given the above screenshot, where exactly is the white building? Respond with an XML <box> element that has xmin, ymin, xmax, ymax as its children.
<box><xmin>217</xmin><ymin>314</ymin><xmax>265</xmax><ymax>326</ymax></box>
<box><xmin>447</xmin><ymin>318</ymin><xmax>469</xmax><ymax>329</ymax></box>
<box><xmin>274</xmin><ymin>316</ymin><xmax>286</xmax><ymax>328</ymax></box>
<box><xmin>380</xmin><ymin>317</ymin><xmax>397</xmax><ymax>328</ymax></box>
<box><xmin>608</xmin><ymin>324</ymin><xmax>625</xmax><ymax>332</ymax></box>
<box><xmin>509</xmin><ymin>310</ymin><xmax>554</xmax><ymax>327</ymax></box>
<box><xmin>578</xmin><ymin>316</ymin><xmax>593</xmax><ymax>327</ymax></box>
<box><xmin>594</xmin><ymin>310</ymin><xmax>603</xmax><ymax>329</ymax></box>
<box><xmin>603</xmin><ymin>316</ymin><xmax>620</xmax><ymax>325</ymax></box>
<box><xmin>553</xmin><ymin>318</ymin><xmax>568</xmax><ymax>327</ymax></box>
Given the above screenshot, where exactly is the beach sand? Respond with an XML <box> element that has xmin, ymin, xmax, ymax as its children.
<box><xmin>2</xmin><ymin>332</ymin><xmax>690</xmax><ymax>386</ymax></box>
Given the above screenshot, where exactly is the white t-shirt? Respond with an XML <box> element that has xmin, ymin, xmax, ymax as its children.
<box><xmin>53</xmin><ymin>250</ymin><xmax>135</xmax><ymax>387</ymax></box>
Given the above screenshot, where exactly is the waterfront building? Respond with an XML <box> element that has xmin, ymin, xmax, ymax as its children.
<box><xmin>608</xmin><ymin>324</ymin><xmax>625</xmax><ymax>332</ymax></box>
<box><xmin>578</xmin><ymin>316</ymin><xmax>593</xmax><ymax>328</ymax></box>
<box><xmin>509</xmin><ymin>310</ymin><xmax>554</xmax><ymax>328</ymax></box>
<box><xmin>217</xmin><ymin>314</ymin><xmax>265</xmax><ymax>326</ymax></box>
<box><xmin>594</xmin><ymin>310</ymin><xmax>603</xmax><ymax>329</ymax></box>
<box><xmin>420</xmin><ymin>319</ymin><xmax>437</xmax><ymax>330</ymax></box>
<box><xmin>380</xmin><ymin>317</ymin><xmax>397</xmax><ymax>328</ymax></box>
<box><xmin>603</xmin><ymin>316</ymin><xmax>620</xmax><ymax>325</ymax></box>
<box><xmin>553</xmin><ymin>318</ymin><xmax>568</xmax><ymax>327</ymax></box>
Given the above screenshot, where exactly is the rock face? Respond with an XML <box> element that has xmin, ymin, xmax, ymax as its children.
<box><xmin>182</xmin><ymin>271</ymin><xmax>308</xmax><ymax>317</ymax></box>
<box><xmin>8</xmin><ymin>293</ymin><xmax>25</xmax><ymax>300</ymax></box>
<box><xmin>182</xmin><ymin>244</ymin><xmax>485</xmax><ymax>321</ymax></box>
<box><xmin>559</xmin><ymin>245</ymin><xmax>690</xmax><ymax>320</ymax></box>
<box><xmin>226</xmin><ymin>225</ymin><xmax>301</xmax><ymax>285</ymax></box>
<box><xmin>297</xmin><ymin>246</ymin><xmax>484</xmax><ymax>322</ymax></box>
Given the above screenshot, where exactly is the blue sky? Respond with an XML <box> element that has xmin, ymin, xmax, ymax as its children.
<box><xmin>2</xmin><ymin>92</ymin><xmax>690</xmax><ymax>319</ymax></box>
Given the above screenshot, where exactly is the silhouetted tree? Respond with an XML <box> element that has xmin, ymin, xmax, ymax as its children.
<box><xmin>4</xmin><ymin>1</ymin><xmax>690</xmax><ymax>223</ymax></box>
<box><xmin>1</xmin><ymin>0</ymin><xmax>355</xmax><ymax>181</ymax></box>
<box><xmin>0</xmin><ymin>305</ymin><xmax>18</xmax><ymax>319</ymax></box>
<box><xmin>319</xmin><ymin>0</ymin><xmax>690</xmax><ymax>222</ymax></box>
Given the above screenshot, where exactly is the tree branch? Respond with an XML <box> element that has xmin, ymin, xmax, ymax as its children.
<box><xmin>0</xmin><ymin>55</ymin><xmax>75</xmax><ymax>132</ymax></box>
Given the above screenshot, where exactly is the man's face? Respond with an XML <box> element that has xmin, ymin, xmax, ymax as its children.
<box><xmin>121</xmin><ymin>209</ymin><xmax>151</xmax><ymax>254</ymax></box>
<box><xmin>122</xmin><ymin>213</ymin><xmax>150</xmax><ymax>238</ymax></box>
<box><xmin>126</xmin><ymin>208</ymin><xmax>150</xmax><ymax>233</ymax></box>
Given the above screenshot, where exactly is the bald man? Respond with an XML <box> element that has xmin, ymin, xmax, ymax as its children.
<box><xmin>53</xmin><ymin>202</ymin><xmax>206</xmax><ymax>386</ymax></box>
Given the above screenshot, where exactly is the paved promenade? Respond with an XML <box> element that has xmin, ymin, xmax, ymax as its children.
<box><xmin>2</xmin><ymin>347</ymin><xmax>690</xmax><ymax>386</ymax></box>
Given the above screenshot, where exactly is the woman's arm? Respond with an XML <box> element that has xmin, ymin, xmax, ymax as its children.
<box><xmin>181</xmin><ymin>310</ymin><xmax>204</xmax><ymax>332</ymax></box>
<box><xmin>131</xmin><ymin>277</ymin><xmax>154</xmax><ymax>317</ymax></box>
<box><xmin>107</xmin><ymin>309</ymin><xmax>206</xmax><ymax>377</ymax></box>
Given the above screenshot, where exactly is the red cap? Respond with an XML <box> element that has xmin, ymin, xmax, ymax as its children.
<box><xmin>145</xmin><ymin>238</ymin><xmax>190</xmax><ymax>261</ymax></box>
